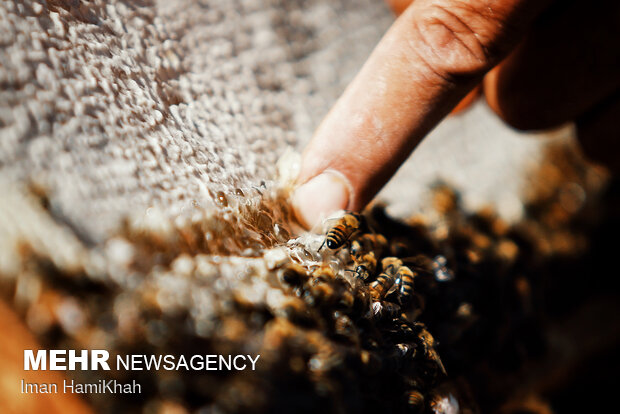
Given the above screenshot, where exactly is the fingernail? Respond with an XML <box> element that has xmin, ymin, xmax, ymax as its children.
<box><xmin>292</xmin><ymin>171</ymin><xmax>351</xmax><ymax>229</ymax></box>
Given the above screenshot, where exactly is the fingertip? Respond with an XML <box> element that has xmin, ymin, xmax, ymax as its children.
<box><xmin>292</xmin><ymin>170</ymin><xmax>352</xmax><ymax>230</ymax></box>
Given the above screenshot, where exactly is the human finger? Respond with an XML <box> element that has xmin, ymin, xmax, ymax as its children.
<box><xmin>385</xmin><ymin>0</ymin><xmax>415</xmax><ymax>16</ymax></box>
<box><xmin>484</xmin><ymin>0</ymin><xmax>620</xmax><ymax>130</ymax></box>
<box><xmin>293</xmin><ymin>0</ymin><xmax>549</xmax><ymax>228</ymax></box>
<box><xmin>386</xmin><ymin>0</ymin><xmax>483</xmax><ymax>115</ymax></box>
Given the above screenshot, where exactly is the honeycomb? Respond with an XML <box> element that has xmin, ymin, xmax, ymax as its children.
<box><xmin>0</xmin><ymin>142</ymin><xmax>618</xmax><ymax>414</ymax></box>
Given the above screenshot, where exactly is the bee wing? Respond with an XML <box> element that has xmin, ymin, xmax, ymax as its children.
<box><xmin>314</xmin><ymin>214</ymin><xmax>347</xmax><ymax>236</ymax></box>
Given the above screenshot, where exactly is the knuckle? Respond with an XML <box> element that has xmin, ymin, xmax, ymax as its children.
<box><xmin>412</xmin><ymin>2</ymin><xmax>510</xmax><ymax>81</ymax></box>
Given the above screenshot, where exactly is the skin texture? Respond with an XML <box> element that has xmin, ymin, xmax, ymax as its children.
<box><xmin>293</xmin><ymin>0</ymin><xmax>619</xmax><ymax>229</ymax></box>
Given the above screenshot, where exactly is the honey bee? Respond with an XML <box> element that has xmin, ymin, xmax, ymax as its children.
<box><xmin>347</xmin><ymin>233</ymin><xmax>388</xmax><ymax>281</ymax></box>
<box><xmin>349</xmin><ymin>251</ymin><xmax>378</xmax><ymax>281</ymax></box>
<box><xmin>310</xmin><ymin>264</ymin><xmax>336</xmax><ymax>284</ymax></box>
<box><xmin>349</xmin><ymin>233</ymin><xmax>388</xmax><ymax>257</ymax></box>
<box><xmin>305</xmin><ymin>282</ymin><xmax>338</xmax><ymax>307</ymax></box>
<box><xmin>364</xmin><ymin>255</ymin><xmax>421</xmax><ymax>304</ymax></box>
<box><xmin>369</xmin><ymin>257</ymin><xmax>402</xmax><ymax>300</ymax></box>
<box><xmin>277</xmin><ymin>263</ymin><xmax>309</xmax><ymax>287</ymax></box>
<box><xmin>395</xmin><ymin>265</ymin><xmax>417</xmax><ymax>304</ymax></box>
<box><xmin>381</xmin><ymin>256</ymin><xmax>403</xmax><ymax>274</ymax></box>
<box><xmin>305</xmin><ymin>265</ymin><xmax>344</xmax><ymax>307</ymax></box>
<box><xmin>406</xmin><ymin>389</ymin><xmax>425</xmax><ymax>413</ymax></box>
<box><xmin>318</xmin><ymin>211</ymin><xmax>364</xmax><ymax>251</ymax></box>
<box><xmin>339</xmin><ymin>290</ymin><xmax>355</xmax><ymax>310</ymax></box>
<box><xmin>369</xmin><ymin>271</ymin><xmax>396</xmax><ymax>300</ymax></box>
<box><xmin>412</xmin><ymin>322</ymin><xmax>446</xmax><ymax>376</ymax></box>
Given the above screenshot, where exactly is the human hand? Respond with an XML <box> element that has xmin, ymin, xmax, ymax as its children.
<box><xmin>292</xmin><ymin>0</ymin><xmax>620</xmax><ymax>229</ymax></box>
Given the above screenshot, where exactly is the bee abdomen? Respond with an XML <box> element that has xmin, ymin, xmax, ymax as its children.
<box><xmin>372</xmin><ymin>274</ymin><xmax>394</xmax><ymax>289</ymax></box>
<box><xmin>369</xmin><ymin>273</ymin><xmax>395</xmax><ymax>299</ymax></box>
<box><xmin>397</xmin><ymin>267</ymin><xmax>416</xmax><ymax>301</ymax></box>
<box><xmin>406</xmin><ymin>390</ymin><xmax>425</xmax><ymax>412</ymax></box>
<box><xmin>326</xmin><ymin>226</ymin><xmax>348</xmax><ymax>248</ymax></box>
<box><xmin>400</xmin><ymin>283</ymin><xmax>414</xmax><ymax>295</ymax></box>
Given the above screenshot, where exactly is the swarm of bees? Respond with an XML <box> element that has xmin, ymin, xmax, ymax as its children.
<box><xmin>321</xmin><ymin>212</ymin><xmax>449</xmax><ymax>308</ymax></box>
<box><xmin>283</xmin><ymin>211</ymin><xmax>452</xmax><ymax>408</ymax></box>
<box><xmin>3</xmin><ymin>144</ymin><xmax>615</xmax><ymax>414</ymax></box>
